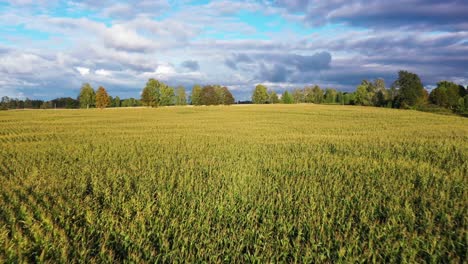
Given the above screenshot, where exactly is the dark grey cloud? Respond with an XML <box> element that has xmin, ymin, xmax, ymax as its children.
<box><xmin>275</xmin><ymin>0</ymin><xmax>468</xmax><ymax>30</ymax></box>
<box><xmin>226</xmin><ymin>51</ymin><xmax>332</xmax><ymax>83</ymax></box>
<box><xmin>224</xmin><ymin>53</ymin><xmax>252</xmax><ymax>69</ymax></box>
<box><xmin>181</xmin><ymin>60</ymin><xmax>200</xmax><ymax>71</ymax></box>
<box><xmin>225</xmin><ymin>59</ymin><xmax>237</xmax><ymax>70</ymax></box>
<box><xmin>257</xmin><ymin>63</ymin><xmax>290</xmax><ymax>83</ymax></box>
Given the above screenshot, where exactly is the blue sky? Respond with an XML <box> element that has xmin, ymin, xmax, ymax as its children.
<box><xmin>0</xmin><ymin>0</ymin><xmax>467</xmax><ymax>100</ymax></box>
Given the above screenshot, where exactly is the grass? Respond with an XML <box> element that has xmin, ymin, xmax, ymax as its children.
<box><xmin>0</xmin><ymin>104</ymin><xmax>466</xmax><ymax>262</ymax></box>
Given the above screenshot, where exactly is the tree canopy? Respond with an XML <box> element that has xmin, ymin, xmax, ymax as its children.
<box><xmin>282</xmin><ymin>91</ymin><xmax>294</xmax><ymax>104</ymax></box>
<box><xmin>269</xmin><ymin>91</ymin><xmax>279</xmax><ymax>104</ymax></box>
<box><xmin>200</xmin><ymin>86</ymin><xmax>218</xmax><ymax>105</ymax></box>
<box><xmin>95</xmin><ymin>86</ymin><xmax>111</xmax><ymax>109</ymax></box>
<box><xmin>78</xmin><ymin>83</ymin><xmax>95</xmax><ymax>109</ymax></box>
<box><xmin>175</xmin><ymin>86</ymin><xmax>187</xmax><ymax>106</ymax></box>
<box><xmin>220</xmin><ymin>86</ymin><xmax>235</xmax><ymax>105</ymax></box>
<box><xmin>393</xmin><ymin>70</ymin><xmax>425</xmax><ymax>108</ymax></box>
<box><xmin>191</xmin><ymin>85</ymin><xmax>202</xmax><ymax>106</ymax></box>
<box><xmin>141</xmin><ymin>79</ymin><xmax>162</xmax><ymax>107</ymax></box>
<box><xmin>252</xmin><ymin>84</ymin><xmax>269</xmax><ymax>104</ymax></box>
<box><xmin>160</xmin><ymin>85</ymin><xmax>175</xmax><ymax>106</ymax></box>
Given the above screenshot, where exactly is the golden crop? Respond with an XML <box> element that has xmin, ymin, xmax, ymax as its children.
<box><xmin>0</xmin><ymin>104</ymin><xmax>466</xmax><ymax>262</ymax></box>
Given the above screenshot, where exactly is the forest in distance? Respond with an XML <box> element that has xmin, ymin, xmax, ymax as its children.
<box><xmin>1</xmin><ymin>70</ymin><xmax>468</xmax><ymax>116</ymax></box>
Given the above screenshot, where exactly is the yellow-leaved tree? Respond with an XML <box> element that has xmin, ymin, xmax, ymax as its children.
<box><xmin>95</xmin><ymin>86</ymin><xmax>111</xmax><ymax>109</ymax></box>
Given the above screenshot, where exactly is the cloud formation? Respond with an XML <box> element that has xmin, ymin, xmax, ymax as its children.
<box><xmin>275</xmin><ymin>0</ymin><xmax>468</xmax><ymax>30</ymax></box>
<box><xmin>0</xmin><ymin>0</ymin><xmax>466</xmax><ymax>100</ymax></box>
<box><xmin>181</xmin><ymin>60</ymin><xmax>200</xmax><ymax>71</ymax></box>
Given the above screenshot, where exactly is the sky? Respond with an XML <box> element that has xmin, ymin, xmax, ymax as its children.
<box><xmin>0</xmin><ymin>0</ymin><xmax>467</xmax><ymax>100</ymax></box>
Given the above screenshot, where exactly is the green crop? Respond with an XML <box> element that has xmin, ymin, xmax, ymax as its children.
<box><xmin>0</xmin><ymin>105</ymin><xmax>466</xmax><ymax>262</ymax></box>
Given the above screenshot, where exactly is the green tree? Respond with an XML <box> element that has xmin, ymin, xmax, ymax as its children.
<box><xmin>78</xmin><ymin>83</ymin><xmax>95</xmax><ymax>109</ymax></box>
<box><xmin>40</xmin><ymin>101</ymin><xmax>52</xmax><ymax>109</ymax></box>
<box><xmin>114</xmin><ymin>96</ymin><xmax>121</xmax><ymax>107</ymax></box>
<box><xmin>281</xmin><ymin>90</ymin><xmax>294</xmax><ymax>104</ymax></box>
<box><xmin>464</xmin><ymin>95</ymin><xmax>468</xmax><ymax>111</ymax></box>
<box><xmin>343</xmin><ymin>93</ymin><xmax>351</xmax><ymax>105</ymax></box>
<box><xmin>429</xmin><ymin>81</ymin><xmax>463</xmax><ymax>109</ymax></box>
<box><xmin>311</xmin><ymin>85</ymin><xmax>323</xmax><ymax>103</ymax></box>
<box><xmin>292</xmin><ymin>88</ymin><xmax>304</xmax><ymax>103</ymax></box>
<box><xmin>0</xmin><ymin>96</ymin><xmax>9</xmax><ymax>110</ymax></box>
<box><xmin>429</xmin><ymin>87</ymin><xmax>448</xmax><ymax>107</ymax></box>
<box><xmin>201</xmin><ymin>85</ymin><xmax>219</xmax><ymax>105</ymax></box>
<box><xmin>51</xmin><ymin>97</ymin><xmax>79</xmax><ymax>109</ymax></box>
<box><xmin>141</xmin><ymin>79</ymin><xmax>162</xmax><ymax>107</ymax></box>
<box><xmin>374</xmin><ymin>78</ymin><xmax>387</xmax><ymax>106</ymax></box>
<box><xmin>24</xmin><ymin>98</ymin><xmax>32</xmax><ymax>108</ymax></box>
<box><xmin>336</xmin><ymin>92</ymin><xmax>344</xmax><ymax>105</ymax></box>
<box><xmin>374</xmin><ymin>78</ymin><xmax>385</xmax><ymax>91</ymax></box>
<box><xmin>392</xmin><ymin>70</ymin><xmax>425</xmax><ymax>108</ymax></box>
<box><xmin>355</xmin><ymin>84</ymin><xmax>366</xmax><ymax>105</ymax></box>
<box><xmin>355</xmin><ymin>80</ymin><xmax>376</xmax><ymax>106</ymax></box>
<box><xmin>304</xmin><ymin>86</ymin><xmax>314</xmax><ymax>103</ymax></box>
<box><xmin>375</xmin><ymin>89</ymin><xmax>388</xmax><ymax>107</ymax></box>
<box><xmin>458</xmin><ymin>85</ymin><xmax>467</xmax><ymax>97</ymax></box>
<box><xmin>388</xmin><ymin>85</ymin><xmax>398</xmax><ymax>107</ymax></box>
<box><xmin>324</xmin><ymin>88</ymin><xmax>338</xmax><ymax>104</ymax></box>
<box><xmin>252</xmin><ymin>84</ymin><xmax>269</xmax><ymax>104</ymax></box>
<box><xmin>160</xmin><ymin>85</ymin><xmax>175</xmax><ymax>106</ymax></box>
<box><xmin>355</xmin><ymin>82</ymin><xmax>370</xmax><ymax>106</ymax></box>
<box><xmin>191</xmin><ymin>85</ymin><xmax>202</xmax><ymax>105</ymax></box>
<box><xmin>442</xmin><ymin>81</ymin><xmax>461</xmax><ymax>109</ymax></box>
<box><xmin>122</xmin><ymin>98</ymin><xmax>140</xmax><ymax>107</ymax></box>
<box><xmin>95</xmin><ymin>86</ymin><xmax>111</xmax><ymax>109</ymax></box>
<box><xmin>456</xmin><ymin>97</ymin><xmax>465</xmax><ymax>112</ymax></box>
<box><xmin>214</xmin><ymin>85</ymin><xmax>225</xmax><ymax>105</ymax></box>
<box><xmin>269</xmin><ymin>91</ymin><xmax>279</xmax><ymax>104</ymax></box>
<box><xmin>221</xmin><ymin>87</ymin><xmax>235</xmax><ymax>105</ymax></box>
<box><xmin>175</xmin><ymin>86</ymin><xmax>187</xmax><ymax>105</ymax></box>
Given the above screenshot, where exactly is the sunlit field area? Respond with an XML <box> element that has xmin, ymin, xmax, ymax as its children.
<box><xmin>0</xmin><ymin>105</ymin><xmax>466</xmax><ymax>262</ymax></box>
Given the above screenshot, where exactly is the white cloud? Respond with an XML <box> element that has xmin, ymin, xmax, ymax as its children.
<box><xmin>75</xmin><ymin>67</ymin><xmax>90</xmax><ymax>75</ymax></box>
<box><xmin>95</xmin><ymin>69</ymin><xmax>112</xmax><ymax>76</ymax></box>
<box><xmin>102</xmin><ymin>24</ymin><xmax>155</xmax><ymax>52</ymax></box>
<box><xmin>155</xmin><ymin>64</ymin><xmax>176</xmax><ymax>75</ymax></box>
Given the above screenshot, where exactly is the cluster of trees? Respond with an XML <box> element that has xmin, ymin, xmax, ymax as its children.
<box><xmin>140</xmin><ymin>79</ymin><xmax>187</xmax><ymax>107</ymax></box>
<box><xmin>0</xmin><ymin>84</ymin><xmax>139</xmax><ymax>110</ymax></box>
<box><xmin>252</xmin><ymin>84</ymin><xmax>346</xmax><ymax>105</ymax></box>
<box><xmin>78</xmin><ymin>83</ymin><xmax>151</xmax><ymax>109</ymax></box>
<box><xmin>0</xmin><ymin>97</ymin><xmax>45</xmax><ymax>110</ymax></box>
<box><xmin>429</xmin><ymin>81</ymin><xmax>467</xmax><ymax>112</ymax></box>
<box><xmin>252</xmin><ymin>70</ymin><xmax>468</xmax><ymax>114</ymax></box>
<box><xmin>190</xmin><ymin>85</ymin><xmax>235</xmax><ymax>106</ymax></box>
<box><xmin>140</xmin><ymin>79</ymin><xmax>235</xmax><ymax>107</ymax></box>
<box><xmin>77</xmin><ymin>83</ymin><xmax>112</xmax><ymax>109</ymax></box>
<box><xmin>0</xmin><ymin>96</ymin><xmax>86</xmax><ymax>110</ymax></box>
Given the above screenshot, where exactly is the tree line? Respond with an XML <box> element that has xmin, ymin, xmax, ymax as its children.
<box><xmin>1</xmin><ymin>71</ymin><xmax>467</xmax><ymax>115</ymax></box>
<box><xmin>252</xmin><ymin>70</ymin><xmax>468</xmax><ymax>115</ymax></box>
<box><xmin>0</xmin><ymin>85</ymin><xmax>138</xmax><ymax>110</ymax></box>
<box><xmin>1</xmin><ymin>79</ymin><xmax>236</xmax><ymax>110</ymax></box>
<box><xmin>139</xmin><ymin>79</ymin><xmax>234</xmax><ymax>107</ymax></box>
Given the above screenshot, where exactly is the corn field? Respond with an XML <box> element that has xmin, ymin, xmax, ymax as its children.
<box><xmin>0</xmin><ymin>105</ymin><xmax>466</xmax><ymax>262</ymax></box>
